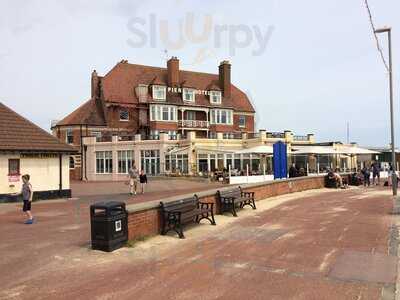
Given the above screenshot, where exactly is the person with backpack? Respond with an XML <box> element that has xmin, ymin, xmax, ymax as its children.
<box><xmin>371</xmin><ymin>161</ymin><xmax>381</xmax><ymax>186</ymax></box>
<box><xmin>361</xmin><ymin>166</ymin><xmax>371</xmax><ymax>187</ymax></box>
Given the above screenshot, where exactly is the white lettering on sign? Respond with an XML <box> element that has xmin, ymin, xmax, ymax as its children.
<box><xmin>115</xmin><ymin>220</ymin><xmax>122</xmax><ymax>232</ymax></box>
<box><xmin>165</xmin><ymin>87</ymin><xmax>214</xmax><ymax>95</ymax></box>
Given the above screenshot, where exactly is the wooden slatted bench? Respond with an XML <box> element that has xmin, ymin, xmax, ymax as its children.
<box><xmin>160</xmin><ymin>194</ymin><xmax>216</xmax><ymax>239</ymax></box>
<box><xmin>216</xmin><ymin>186</ymin><xmax>256</xmax><ymax>217</ymax></box>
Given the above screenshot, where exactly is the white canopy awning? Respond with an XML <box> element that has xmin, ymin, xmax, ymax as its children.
<box><xmin>195</xmin><ymin>147</ymin><xmax>238</xmax><ymax>154</ymax></box>
<box><xmin>292</xmin><ymin>145</ymin><xmax>380</xmax><ymax>155</ymax></box>
<box><xmin>291</xmin><ymin>146</ymin><xmax>337</xmax><ymax>155</ymax></box>
<box><xmin>336</xmin><ymin>146</ymin><xmax>380</xmax><ymax>155</ymax></box>
<box><xmin>236</xmin><ymin>145</ymin><xmax>273</xmax><ymax>154</ymax></box>
<box><xmin>167</xmin><ymin>146</ymin><xmax>190</xmax><ymax>154</ymax></box>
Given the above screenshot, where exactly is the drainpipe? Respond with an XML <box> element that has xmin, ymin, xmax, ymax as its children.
<box><xmin>59</xmin><ymin>153</ymin><xmax>63</xmax><ymax>196</ymax></box>
<box><xmin>80</xmin><ymin>124</ymin><xmax>83</xmax><ymax>180</ymax></box>
<box><xmin>84</xmin><ymin>145</ymin><xmax>88</xmax><ymax>181</ymax></box>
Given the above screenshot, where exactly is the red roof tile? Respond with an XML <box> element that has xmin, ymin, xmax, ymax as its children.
<box><xmin>0</xmin><ymin>103</ymin><xmax>76</xmax><ymax>153</ymax></box>
<box><xmin>102</xmin><ymin>61</ymin><xmax>255</xmax><ymax>112</ymax></box>
<box><xmin>56</xmin><ymin>99</ymin><xmax>106</xmax><ymax>127</ymax></box>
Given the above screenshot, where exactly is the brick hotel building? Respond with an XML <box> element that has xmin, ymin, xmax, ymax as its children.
<box><xmin>53</xmin><ymin>58</ymin><xmax>258</xmax><ymax>180</ymax></box>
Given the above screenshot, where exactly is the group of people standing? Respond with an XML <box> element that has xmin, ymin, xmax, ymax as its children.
<box><xmin>127</xmin><ymin>165</ymin><xmax>148</xmax><ymax>195</ymax></box>
<box><xmin>361</xmin><ymin>162</ymin><xmax>395</xmax><ymax>187</ymax></box>
<box><xmin>15</xmin><ymin>164</ymin><xmax>148</xmax><ymax>225</ymax></box>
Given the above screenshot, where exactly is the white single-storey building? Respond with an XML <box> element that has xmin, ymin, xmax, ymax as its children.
<box><xmin>0</xmin><ymin>102</ymin><xmax>76</xmax><ymax>202</ymax></box>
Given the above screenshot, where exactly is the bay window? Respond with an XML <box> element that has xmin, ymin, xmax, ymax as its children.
<box><xmin>150</xmin><ymin>105</ymin><xmax>177</xmax><ymax>122</ymax></box>
<box><xmin>210</xmin><ymin>109</ymin><xmax>233</xmax><ymax>125</ymax></box>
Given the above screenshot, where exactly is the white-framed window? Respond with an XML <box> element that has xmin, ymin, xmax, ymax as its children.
<box><xmin>150</xmin><ymin>105</ymin><xmax>177</xmax><ymax>122</ymax></box>
<box><xmin>210</xmin><ymin>91</ymin><xmax>222</xmax><ymax>104</ymax></box>
<box><xmin>152</xmin><ymin>85</ymin><xmax>166</xmax><ymax>100</ymax></box>
<box><xmin>119</xmin><ymin>109</ymin><xmax>129</xmax><ymax>121</ymax></box>
<box><xmin>118</xmin><ymin>150</ymin><xmax>134</xmax><ymax>174</ymax></box>
<box><xmin>183</xmin><ymin>88</ymin><xmax>195</xmax><ymax>102</ymax></box>
<box><xmin>96</xmin><ymin>151</ymin><xmax>112</xmax><ymax>174</ymax></box>
<box><xmin>239</xmin><ymin>115</ymin><xmax>246</xmax><ymax>128</ymax></box>
<box><xmin>66</xmin><ymin>128</ymin><xmax>74</xmax><ymax>144</ymax></box>
<box><xmin>210</xmin><ymin>109</ymin><xmax>233</xmax><ymax>125</ymax></box>
<box><xmin>186</xmin><ymin>111</ymin><xmax>196</xmax><ymax>120</ymax></box>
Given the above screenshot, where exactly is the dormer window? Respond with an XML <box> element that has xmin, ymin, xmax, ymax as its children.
<box><xmin>152</xmin><ymin>85</ymin><xmax>166</xmax><ymax>100</ymax></box>
<box><xmin>183</xmin><ymin>88</ymin><xmax>195</xmax><ymax>102</ymax></box>
<box><xmin>210</xmin><ymin>91</ymin><xmax>222</xmax><ymax>104</ymax></box>
<box><xmin>119</xmin><ymin>109</ymin><xmax>129</xmax><ymax>121</ymax></box>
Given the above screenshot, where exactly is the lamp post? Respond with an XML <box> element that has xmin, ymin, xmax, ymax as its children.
<box><xmin>375</xmin><ymin>27</ymin><xmax>397</xmax><ymax>196</ymax></box>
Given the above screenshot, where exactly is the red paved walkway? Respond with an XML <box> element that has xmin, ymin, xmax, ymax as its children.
<box><xmin>0</xmin><ymin>185</ymin><xmax>397</xmax><ymax>299</ymax></box>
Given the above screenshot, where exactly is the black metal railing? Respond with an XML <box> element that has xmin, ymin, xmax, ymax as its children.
<box><xmin>266</xmin><ymin>132</ymin><xmax>285</xmax><ymax>139</ymax></box>
<box><xmin>293</xmin><ymin>135</ymin><xmax>308</xmax><ymax>141</ymax></box>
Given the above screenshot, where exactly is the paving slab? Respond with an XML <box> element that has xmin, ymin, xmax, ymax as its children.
<box><xmin>329</xmin><ymin>250</ymin><xmax>397</xmax><ymax>284</ymax></box>
<box><xmin>0</xmin><ymin>185</ymin><xmax>397</xmax><ymax>300</ymax></box>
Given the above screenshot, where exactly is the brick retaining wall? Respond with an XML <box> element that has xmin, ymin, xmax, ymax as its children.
<box><xmin>126</xmin><ymin>175</ymin><xmax>326</xmax><ymax>240</ymax></box>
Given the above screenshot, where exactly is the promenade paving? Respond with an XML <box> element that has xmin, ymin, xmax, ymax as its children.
<box><xmin>0</xmin><ymin>184</ymin><xmax>398</xmax><ymax>300</ymax></box>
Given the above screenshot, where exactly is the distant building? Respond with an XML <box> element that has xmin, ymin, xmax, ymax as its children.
<box><xmin>0</xmin><ymin>103</ymin><xmax>76</xmax><ymax>202</ymax></box>
<box><xmin>52</xmin><ymin>58</ymin><xmax>256</xmax><ymax>180</ymax></box>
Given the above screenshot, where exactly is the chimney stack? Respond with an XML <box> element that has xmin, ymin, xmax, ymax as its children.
<box><xmin>167</xmin><ymin>57</ymin><xmax>179</xmax><ymax>87</ymax></box>
<box><xmin>219</xmin><ymin>60</ymin><xmax>231</xmax><ymax>98</ymax></box>
<box><xmin>91</xmin><ymin>70</ymin><xmax>99</xmax><ymax>99</ymax></box>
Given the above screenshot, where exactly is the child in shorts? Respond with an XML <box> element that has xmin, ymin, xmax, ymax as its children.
<box><xmin>19</xmin><ymin>174</ymin><xmax>34</xmax><ymax>224</ymax></box>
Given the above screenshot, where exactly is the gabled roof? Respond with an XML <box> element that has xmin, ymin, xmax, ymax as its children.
<box><xmin>101</xmin><ymin>61</ymin><xmax>255</xmax><ymax>112</ymax></box>
<box><xmin>0</xmin><ymin>102</ymin><xmax>76</xmax><ymax>153</ymax></box>
<box><xmin>55</xmin><ymin>99</ymin><xmax>106</xmax><ymax>127</ymax></box>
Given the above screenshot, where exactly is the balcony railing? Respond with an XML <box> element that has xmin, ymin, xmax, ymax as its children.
<box><xmin>247</xmin><ymin>132</ymin><xmax>260</xmax><ymax>139</ymax></box>
<box><xmin>118</xmin><ymin>135</ymin><xmax>135</xmax><ymax>141</ymax></box>
<box><xmin>223</xmin><ymin>133</ymin><xmax>243</xmax><ymax>140</ymax></box>
<box><xmin>293</xmin><ymin>135</ymin><xmax>308</xmax><ymax>141</ymax></box>
<box><xmin>266</xmin><ymin>132</ymin><xmax>285</xmax><ymax>139</ymax></box>
<box><xmin>179</xmin><ymin>120</ymin><xmax>209</xmax><ymax>128</ymax></box>
<box><xmin>142</xmin><ymin>134</ymin><xmax>160</xmax><ymax>140</ymax></box>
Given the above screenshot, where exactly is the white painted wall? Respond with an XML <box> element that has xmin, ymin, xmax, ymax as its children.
<box><xmin>229</xmin><ymin>175</ymin><xmax>274</xmax><ymax>185</ymax></box>
<box><xmin>0</xmin><ymin>154</ymin><xmax>70</xmax><ymax>194</ymax></box>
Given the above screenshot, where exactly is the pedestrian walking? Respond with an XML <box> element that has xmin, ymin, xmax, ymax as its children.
<box><xmin>128</xmin><ymin>164</ymin><xmax>139</xmax><ymax>195</ymax></box>
<box><xmin>371</xmin><ymin>161</ymin><xmax>380</xmax><ymax>185</ymax></box>
<box><xmin>14</xmin><ymin>174</ymin><xmax>34</xmax><ymax>224</ymax></box>
<box><xmin>139</xmin><ymin>170</ymin><xmax>148</xmax><ymax>194</ymax></box>
<box><xmin>361</xmin><ymin>166</ymin><xmax>371</xmax><ymax>187</ymax></box>
<box><xmin>388</xmin><ymin>163</ymin><xmax>393</xmax><ymax>186</ymax></box>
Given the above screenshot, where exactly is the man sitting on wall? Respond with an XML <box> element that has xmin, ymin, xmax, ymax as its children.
<box><xmin>333</xmin><ymin>168</ymin><xmax>345</xmax><ymax>188</ymax></box>
<box><xmin>327</xmin><ymin>169</ymin><xmax>344</xmax><ymax>188</ymax></box>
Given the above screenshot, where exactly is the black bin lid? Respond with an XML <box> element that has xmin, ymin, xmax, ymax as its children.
<box><xmin>90</xmin><ymin>201</ymin><xmax>126</xmax><ymax>210</ymax></box>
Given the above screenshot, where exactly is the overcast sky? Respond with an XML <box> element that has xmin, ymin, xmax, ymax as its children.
<box><xmin>0</xmin><ymin>0</ymin><xmax>399</xmax><ymax>147</ymax></box>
